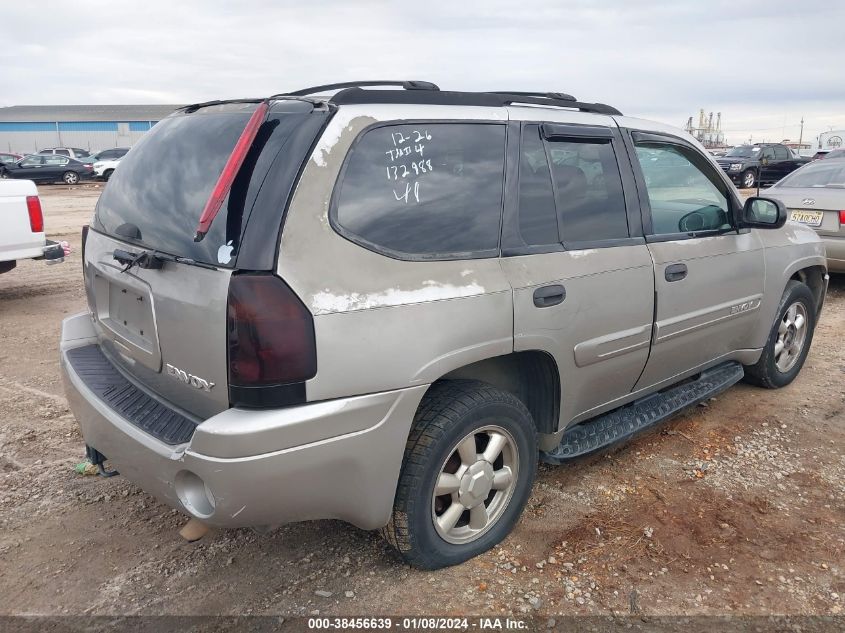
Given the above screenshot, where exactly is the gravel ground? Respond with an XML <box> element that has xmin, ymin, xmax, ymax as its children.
<box><xmin>0</xmin><ymin>185</ymin><xmax>843</xmax><ymax>618</ymax></box>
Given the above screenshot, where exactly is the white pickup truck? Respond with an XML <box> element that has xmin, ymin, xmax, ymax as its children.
<box><xmin>0</xmin><ymin>180</ymin><xmax>66</xmax><ymax>274</ymax></box>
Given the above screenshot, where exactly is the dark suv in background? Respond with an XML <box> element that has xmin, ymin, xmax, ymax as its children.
<box><xmin>716</xmin><ymin>142</ymin><xmax>809</xmax><ymax>189</ymax></box>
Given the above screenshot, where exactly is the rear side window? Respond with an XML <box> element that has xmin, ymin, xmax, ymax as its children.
<box><xmin>547</xmin><ymin>137</ymin><xmax>629</xmax><ymax>244</ymax></box>
<box><xmin>512</xmin><ymin>125</ymin><xmax>629</xmax><ymax>249</ymax></box>
<box><xmin>517</xmin><ymin>125</ymin><xmax>559</xmax><ymax>247</ymax></box>
<box><xmin>333</xmin><ymin>122</ymin><xmax>506</xmax><ymax>259</ymax></box>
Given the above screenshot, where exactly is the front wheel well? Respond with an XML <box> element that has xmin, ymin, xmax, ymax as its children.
<box><xmin>790</xmin><ymin>265</ymin><xmax>826</xmax><ymax>316</ymax></box>
<box><xmin>434</xmin><ymin>350</ymin><xmax>560</xmax><ymax>435</ymax></box>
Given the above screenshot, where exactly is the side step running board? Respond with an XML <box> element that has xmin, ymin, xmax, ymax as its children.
<box><xmin>541</xmin><ymin>361</ymin><xmax>745</xmax><ymax>465</ymax></box>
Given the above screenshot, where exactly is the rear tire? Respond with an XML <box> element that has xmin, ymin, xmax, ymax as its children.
<box><xmin>62</xmin><ymin>171</ymin><xmax>79</xmax><ymax>185</ymax></box>
<box><xmin>382</xmin><ymin>380</ymin><xmax>537</xmax><ymax>570</ymax></box>
<box><xmin>744</xmin><ymin>280</ymin><xmax>816</xmax><ymax>389</ymax></box>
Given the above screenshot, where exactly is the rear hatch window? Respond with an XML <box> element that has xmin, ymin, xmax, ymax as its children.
<box><xmin>92</xmin><ymin>100</ymin><xmax>328</xmax><ymax>269</ymax></box>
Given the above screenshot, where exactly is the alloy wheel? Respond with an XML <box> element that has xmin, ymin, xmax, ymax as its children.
<box><xmin>431</xmin><ymin>425</ymin><xmax>519</xmax><ymax>544</ymax></box>
<box><xmin>774</xmin><ymin>301</ymin><xmax>808</xmax><ymax>372</ymax></box>
<box><xmin>743</xmin><ymin>171</ymin><xmax>755</xmax><ymax>188</ymax></box>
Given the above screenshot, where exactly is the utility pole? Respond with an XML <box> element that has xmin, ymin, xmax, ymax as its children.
<box><xmin>798</xmin><ymin>116</ymin><xmax>804</xmax><ymax>151</ymax></box>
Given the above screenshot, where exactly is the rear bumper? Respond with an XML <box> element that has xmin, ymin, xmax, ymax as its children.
<box><xmin>0</xmin><ymin>239</ymin><xmax>64</xmax><ymax>265</ymax></box>
<box><xmin>60</xmin><ymin>312</ymin><xmax>427</xmax><ymax>530</ymax></box>
<box><xmin>822</xmin><ymin>236</ymin><xmax>845</xmax><ymax>272</ymax></box>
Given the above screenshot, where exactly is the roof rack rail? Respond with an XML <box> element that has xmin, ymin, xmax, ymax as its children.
<box><xmin>328</xmin><ymin>88</ymin><xmax>622</xmax><ymax>116</ymax></box>
<box><xmin>490</xmin><ymin>91</ymin><xmax>577</xmax><ymax>102</ymax></box>
<box><xmin>280</xmin><ymin>80</ymin><xmax>440</xmax><ymax>98</ymax></box>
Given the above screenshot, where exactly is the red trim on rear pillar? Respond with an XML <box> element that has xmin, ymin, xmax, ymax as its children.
<box><xmin>193</xmin><ymin>100</ymin><xmax>270</xmax><ymax>242</ymax></box>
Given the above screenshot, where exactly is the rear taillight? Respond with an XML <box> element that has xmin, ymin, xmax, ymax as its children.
<box><xmin>839</xmin><ymin>211</ymin><xmax>845</xmax><ymax>226</ymax></box>
<box><xmin>227</xmin><ymin>274</ymin><xmax>316</xmax><ymax>407</ymax></box>
<box><xmin>26</xmin><ymin>196</ymin><xmax>43</xmax><ymax>233</ymax></box>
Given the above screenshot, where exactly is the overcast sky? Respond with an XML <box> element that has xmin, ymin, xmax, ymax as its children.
<box><xmin>1</xmin><ymin>0</ymin><xmax>842</xmax><ymax>146</ymax></box>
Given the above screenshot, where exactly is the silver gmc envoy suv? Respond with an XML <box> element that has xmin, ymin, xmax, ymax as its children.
<box><xmin>61</xmin><ymin>81</ymin><xmax>828</xmax><ymax>569</ymax></box>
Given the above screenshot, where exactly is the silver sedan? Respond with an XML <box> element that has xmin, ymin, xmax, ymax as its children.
<box><xmin>765</xmin><ymin>158</ymin><xmax>845</xmax><ymax>272</ymax></box>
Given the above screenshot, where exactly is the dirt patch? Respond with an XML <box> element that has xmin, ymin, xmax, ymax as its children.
<box><xmin>0</xmin><ymin>187</ymin><xmax>843</xmax><ymax>617</ymax></box>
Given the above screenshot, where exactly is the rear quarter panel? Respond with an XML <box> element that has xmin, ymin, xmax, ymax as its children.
<box><xmin>276</xmin><ymin>104</ymin><xmax>515</xmax><ymax>402</ymax></box>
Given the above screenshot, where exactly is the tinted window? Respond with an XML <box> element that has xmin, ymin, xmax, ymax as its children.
<box><xmin>773</xmin><ymin>145</ymin><xmax>789</xmax><ymax>160</ymax></box>
<box><xmin>20</xmin><ymin>156</ymin><xmax>43</xmax><ymax>166</ymax></box>
<box><xmin>635</xmin><ymin>142</ymin><xmax>732</xmax><ymax>235</ymax></box>
<box><xmin>94</xmin><ymin>105</ymin><xmax>259</xmax><ymax>266</ymax></box>
<box><xmin>44</xmin><ymin>156</ymin><xmax>69</xmax><ymax>165</ymax></box>
<box><xmin>547</xmin><ymin>138</ymin><xmax>629</xmax><ymax>243</ymax></box>
<box><xmin>517</xmin><ymin>125</ymin><xmax>558</xmax><ymax>246</ymax></box>
<box><xmin>334</xmin><ymin>123</ymin><xmax>506</xmax><ymax>258</ymax></box>
<box><xmin>93</xmin><ymin>101</ymin><xmax>322</xmax><ymax>267</ymax></box>
<box><xmin>56</xmin><ymin>149</ymin><xmax>70</xmax><ymax>156</ymax></box>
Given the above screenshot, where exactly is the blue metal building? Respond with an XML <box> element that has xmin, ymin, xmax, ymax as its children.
<box><xmin>0</xmin><ymin>105</ymin><xmax>181</xmax><ymax>154</ymax></box>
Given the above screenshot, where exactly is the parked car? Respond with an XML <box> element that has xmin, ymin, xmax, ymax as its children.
<box><xmin>0</xmin><ymin>179</ymin><xmax>66</xmax><ymax>274</ymax></box>
<box><xmin>819</xmin><ymin>148</ymin><xmax>845</xmax><ymax>160</ymax></box>
<box><xmin>0</xmin><ymin>152</ymin><xmax>23</xmax><ymax>169</ymax></box>
<box><xmin>38</xmin><ymin>147</ymin><xmax>92</xmax><ymax>161</ymax></box>
<box><xmin>3</xmin><ymin>154</ymin><xmax>94</xmax><ymax>184</ymax></box>
<box><xmin>765</xmin><ymin>157</ymin><xmax>845</xmax><ymax>272</ymax></box>
<box><xmin>715</xmin><ymin>142</ymin><xmax>810</xmax><ymax>189</ymax></box>
<box><xmin>86</xmin><ymin>147</ymin><xmax>130</xmax><ymax>163</ymax></box>
<box><xmin>93</xmin><ymin>158</ymin><xmax>122</xmax><ymax>181</ymax></box>
<box><xmin>61</xmin><ymin>82</ymin><xmax>827</xmax><ymax>570</ymax></box>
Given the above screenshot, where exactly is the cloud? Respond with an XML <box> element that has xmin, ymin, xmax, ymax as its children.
<box><xmin>0</xmin><ymin>0</ymin><xmax>841</xmax><ymax>145</ymax></box>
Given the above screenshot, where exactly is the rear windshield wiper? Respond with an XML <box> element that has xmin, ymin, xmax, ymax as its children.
<box><xmin>113</xmin><ymin>248</ymin><xmax>218</xmax><ymax>272</ymax></box>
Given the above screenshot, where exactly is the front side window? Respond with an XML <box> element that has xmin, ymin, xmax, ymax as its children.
<box><xmin>635</xmin><ymin>142</ymin><xmax>732</xmax><ymax>235</ymax></box>
<box><xmin>547</xmin><ymin>137</ymin><xmax>629</xmax><ymax>244</ymax></box>
<box><xmin>334</xmin><ymin>122</ymin><xmax>506</xmax><ymax>258</ymax></box>
<box><xmin>55</xmin><ymin>149</ymin><xmax>70</xmax><ymax>156</ymax></box>
<box><xmin>773</xmin><ymin>146</ymin><xmax>789</xmax><ymax>160</ymax></box>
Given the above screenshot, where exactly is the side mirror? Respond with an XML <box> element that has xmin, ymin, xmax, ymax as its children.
<box><xmin>740</xmin><ymin>197</ymin><xmax>787</xmax><ymax>229</ymax></box>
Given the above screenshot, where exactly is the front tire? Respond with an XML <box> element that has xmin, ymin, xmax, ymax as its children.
<box><xmin>741</xmin><ymin>169</ymin><xmax>756</xmax><ymax>189</ymax></box>
<box><xmin>382</xmin><ymin>380</ymin><xmax>537</xmax><ymax>569</ymax></box>
<box><xmin>744</xmin><ymin>280</ymin><xmax>816</xmax><ymax>388</ymax></box>
<box><xmin>103</xmin><ymin>169</ymin><xmax>114</xmax><ymax>181</ymax></box>
<box><xmin>62</xmin><ymin>171</ymin><xmax>79</xmax><ymax>185</ymax></box>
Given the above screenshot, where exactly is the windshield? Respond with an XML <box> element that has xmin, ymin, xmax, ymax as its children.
<box><xmin>775</xmin><ymin>161</ymin><xmax>845</xmax><ymax>188</ymax></box>
<box><xmin>725</xmin><ymin>146</ymin><xmax>759</xmax><ymax>158</ymax></box>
